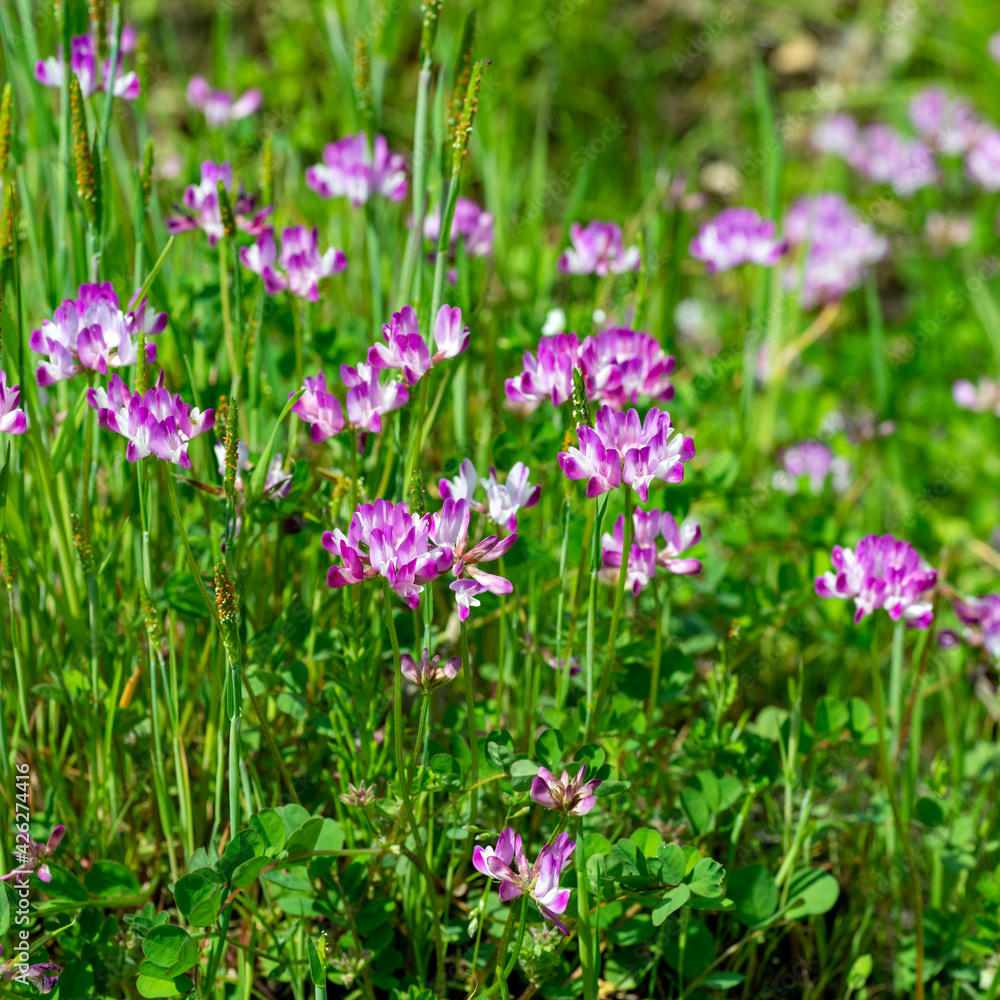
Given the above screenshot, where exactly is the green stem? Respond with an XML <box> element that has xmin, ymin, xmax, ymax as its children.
<box><xmin>554</xmin><ymin>498</ymin><xmax>572</xmax><ymax>716</ymax></box>
<box><xmin>365</xmin><ymin>203</ymin><xmax>383</xmax><ymax>340</ymax></box>
<box><xmin>586</xmin><ymin>487</ymin><xmax>632</xmax><ymax>743</ymax></box>
<box><xmin>408</xmin><ymin>692</ymin><xmax>430</xmax><ymax>786</ymax></box>
<box><xmin>646</xmin><ymin>582</ymin><xmax>669</xmax><ymax>728</ymax></box>
<box><xmin>398</xmin><ymin>61</ymin><xmax>432</xmax><ymax>308</ymax></box>
<box><xmin>381</xmin><ymin>577</ymin><xmax>447</xmax><ymax>996</ymax></box>
<box><xmin>460</xmin><ymin>619</ymin><xmax>480</xmax><ymax>834</ymax></box>
<box><xmin>871</xmin><ymin>623</ymin><xmax>924</xmax><ymax>1000</ymax></box>
<box><xmin>575</xmin><ymin>819</ymin><xmax>596</xmax><ymax>1000</ymax></box>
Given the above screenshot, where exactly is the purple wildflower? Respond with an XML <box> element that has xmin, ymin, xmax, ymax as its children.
<box><xmin>559</xmin><ymin>405</ymin><xmax>695</xmax><ymax>502</ymax></box>
<box><xmin>0</xmin><ymin>945</ymin><xmax>61</xmax><ymax>994</ymax></box>
<box><xmin>87</xmin><ymin>372</ymin><xmax>215</xmax><ymax>468</ymax></box>
<box><xmin>578</xmin><ymin>328</ymin><xmax>676</xmax><ymax>408</ymax></box>
<box><xmin>428</xmin><ymin>498</ymin><xmax>516</xmax><ymax>621</ymax></box>
<box><xmin>341</xmin><ymin>363</ymin><xmax>409</xmax><ymax>434</ymax></box>
<box><xmin>0</xmin><ymin>372</ymin><xmax>27</xmax><ymax>435</ymax></box>
<box><xmin>186</xmin><ymin>76</ymin><xmax>263</xmax><ymax>128</ymax></box>
<box><xmin>368</xmin><ymin>304</ymin><xmax>469</xmax><ymax>386</ymax></box>
<box><xmin>557</xmin><ymin>221</ymin><xmax>640</xmax><ymax>276</ymax></box>
<box><xmin>689</xmin><ymin>207</ymin><xmax>787</xmax><ymax>272</ymax></box>
<box><xmin>505</xmin><ymin>333</ymin><xmax>580</xmax><ymax>410</ymax></box>
<box><xmin>505</xmin><ymin>329</ymin><xmax>676</xmax><ymax>412</ymax></box>
<box><xmin>953</xmin><ymin>378</ymin><xmax>1000</xmax><ymax>416</ymax></box>
<box><xmin>530</xmin><ymin>764</ymin><xmax>601</xmax><ymax>816</ymax></box>
<box><xmin>166</xmin><ymin>161</ymin><xmax>272</xmax><ymax>246</ymax></box>
<box><xmin>291</xmin><ymin>370</ymin><xmax>345</xmax><ymax>443</ymax></box>
<box><xmin>814</xmin><ymin>534</ymin><xmax>937</xmax><ymax>629</ymax></box>
<box><xmin>35</xmin><ymin>31</ymin><xmax>140</xmax><ymax>100</ymax></box>
<box><xmin>599</xmin><ymin>508</ymin><xmax>701</xmax><ymax>595</ymax></box>
<box><xmin>323</xmin><ymin>500</ymin><xmax>446</xmax><ymax>609</ymax></box>
<box><xmin>1</xmin><ymin>825</ymin><xmax>65</xmax><ymax>884</ymax></box>
<box><xmin>305</xmin><ymin>132</ymin><xmax>408</xmax><ymax>207</ymax></box>
<box><xmin>482</xmin><ymin>463</ymin><xmax>541</xmax><ymax>532</ymax></box>
<box><xmin>29</xmin><ymin>283</ymin><xmax>165</xmax><ymax>386</ymax></box>
<box><xmin>400</xmin><ymin>648</ymin><xmax>462</xmax><ymax>692</ymax></box>
<box><xmin>783</xmin><ymin>193</ymin><xmax>887</xmax><ymax>308</ymax></box>
<box><xmin>240</xmin><ymin>227</ymin><xmax>348</xmax><ymax>301</ymax></box>
<box><xmin>473</xmin><ymin>828</ymin><xmax>576</xmax><ymax>934</ymax></box>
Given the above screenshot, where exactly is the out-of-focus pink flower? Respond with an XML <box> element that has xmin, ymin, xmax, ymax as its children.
<box><xmin>421</xmin><ymin>197</ymin><xmax>494</xmax><ymax>258</ymax></box>
<box><xmin>482</xmin><ymin>463</ymin><xmax>541</xmax><ymax>532</ymax></box>
<box><xmin>909</xmin><ymin>87</ymin><xmax>981</xmax><ymax>155</ymax></box>
<box><xmin>846</xmin><ymin>124</ymin><xmax>938</xmax><ymax>195</ymax></box>
<box><xmin>782</xmin><ymin>193</ymin><xmax>887</xmax><ymax>308</ymax></box>
<box><xmin>87</xmin><ymin>372</ymin><xmax>215</xmax><ymax>468</ymax></box>
<box><xmin>240</xmin><ymin>227</ymin><xmax>347</xmax><ymax>301</ymax></box>
<box><xmin>473</xmin><ymin>828</ymin><xmax>576</xmax><ymax>934</ymax></box>
<box><xmin>166</xmin><ymin>161</ymin><xmax>273</xmax><ymax>247</ymax></box>
<box><xmin>689</xmin><ymin>207</ymin><xmax>787</xmax><ymax>272</ymax></box>
<box><xmin>505</xmin><ymin>333</ymin><xmax>580</xmax><ymax>410</ymax></box>
<box><xmin>323</xmin><ymin>500</ymin><xmax>446</xmax><ymax>608</ymax></box>
<box><xmin>952</xmin><ymin>377</ymin><xmax>1000</xmax><ymax>416</ymax></box>
<box><xmin>557</xmin><ymin>221</ymin><xmax>640</xmax><ymax>276</ymax></box>
<box><xmin>400</xmin><ymin>648</ymin><xmax>461</xmax><ymax>692</ymax></box>
<box><xmin>812</xmin><ymin>113</ymin><xmax>859</xmax><ymax>158</ymax></box>
<box><xmin>815</xmin><ymin>534</ymin><xmax>937</xmax><ymax>629</ymax></box>
<box><xmin>530</xmin><ymin>763</ymin><xmax>601</xmax><ymax>816</ymax></box>
<box><xmin>924</xmin><ymin>212</ymin><xmax>972</xmax><ymax>253</ymax></box>
<box><xmin>35</xmin><ymin>32</ymin><xmax>140</xmax><ymax>99</ymax></box>
<box><xmin>965</xmin><ymin>128</ymin><xmax>1000</xmax><ymax>190</ymax></box>
<box><xmin>30</xmin><ymin>283</ymin><xmax>165</xmax><ymax>386</ymax></box>
<box><xmin>772</xmin><ymin>440</ymin><xmax>851</xmax><ymax>496</ymax></box>
<box><xmin>949</xmin><ymin>593</ymin><xmax>1000</xmax><ymax>658</ymax></box>
<box><xmin>559</xmin><ymin>405</ymin><xmax>694</xmax><ymax>502</ymax></box>
<box><xmin>0</xmin><ymin>372</ymin><xmax>27</xmax><ymax>435</ymax></box>
<box><xmin>186</xmin><ymin>76</ymin><xmax>262</xmax><ymax>128</ymax></box>
<box><xmin>306</xmin><ymin>132</ymin><xmax>408</xmax><ymax>207</ymax></box>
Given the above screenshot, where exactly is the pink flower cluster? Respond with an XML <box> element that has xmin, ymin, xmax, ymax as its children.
<box><xmin>400</xmin><ymin>648</ymin><xmax>461</xmax><ymax>692</ymax></box>
<box><xmin>323</xmin><ymin>500</ymin><xmax>447</xmax><ymax>609</ymax></box>
<box><xmin>599</xmin><ymin>508</ymin><xmax>701</xmax><ymax>595</ymax></box>
<box><xmin>306</xmin><ymin>132</ymin><xmax>408</xmax><ymax>207</ymax></box>
<box><xmin>815</xmin><ymin>534</ymin><xmax>937</xmax><ymax>629</ymax></box>
<box><xmin>439</xmin><ymin>458</ymin><xmax>541</xmax><ymax>532</ymax></box>
<box><xmin>291</xmin><ymin>366</ymin><xmax>408</xmax><ymax>441</ymax></box>
<box><xmin>559</xmin><ymin>406</ymin><xmax>694</xmax><ymax>502</ymax></box>
<box><xmin>813</xmin><ymin>115</ymin><xmax>938</xmax><ymax>196</ymax></box>
<box><xmin>557</xmin><ymin>221</ymin><xmax>640</xmax><ymax>276</ymax></box>
<box><xmin>505</xmin><ymin>328</ymin><xmax>675</xmax><ymax>412</ymax></box>
<box><xmin>689</xmin><ymin>207</ymin><xmax>787</xmax><ymax>273</ymax></box>
<box><xmin>35</xmin><ymin>28</ymin><xmax>140</xmax><ymax>100</ymax></box>
<box><xmin>87</xmin><ymin>372</ymin><xmax>215</xmax><ymax>468</ymax></box>
<box><xmin>473</xmin><ymin>828</ymin><xmax>576</xmax><ymax>934</ymax></box>
<box><xmin>30</xmin><ymin>283</ymin><xmax>166</xmax><ymax>387</ymax></box>
<box><xmin>772</xmin><ymin>440</ymin><xmax>851</xmax><ymax>496</ymax></box>
<box><xmin>166</xmin><ymin>161</ymin><xmax>272</xmax><ymax>247</ymax></box>
<box><xmin>186</xmin><ymin>76</ymin><xmax>262</xmax><ymax>128</ymax></box>
<box><xmin>783</xmin><ymin>193</ymin><xmax>887</xmax><ymax>309</ymax></box>
<box><xmin>0</xmin><ymin>945</ymin><xmax>60</xmax><ymax>994</ymax></box>
<box><xmin>368</xmin><ymin>305</ymin><xmax>469</xmax><ymax>386</ymax></box>
<box><xmin>240</xmin><ymin>226</ymin><xmax>348</xmax><ymax>301</ymax></box>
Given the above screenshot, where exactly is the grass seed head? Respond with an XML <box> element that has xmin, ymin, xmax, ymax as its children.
<box><xmin>0</xmin><ymin>83</ymin><xmax>13</xmax><ymax>176</ymax></box>
<box><xmin>140</xmin><ymin>138</ymin><xmax>154</xmax><ymax>211</ymax></box>
<box><xmin>353</xmin><ymin>35</ymin><xmax>373</xmax><ymax>124</ymax></box>
<box><xmin>70</xmin><ymin>76</ymin><xmax>98</xmax><ymax>224</ymax></box>
<box><xmin>571</xmin><ymin>366</ymin><xmax>592</xmax><ymax>429</ymax></box>
<box><xmin>217</xmin><ymin>179</ymin><xmax>236</xmax><ymax>240</ymax></box>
